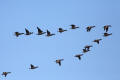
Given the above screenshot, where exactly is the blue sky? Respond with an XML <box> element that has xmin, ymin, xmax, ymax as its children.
<box><xmin>0</xmin><ymin>0</ymin><xmax>119</xmax><ymax>80</ymax></box>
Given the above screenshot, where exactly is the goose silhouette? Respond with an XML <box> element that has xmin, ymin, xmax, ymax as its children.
<box><xmin>36</xmin><ymin>27</ymin><xmax>46</xmax><ymax>35</ymax></box>
<box><xmin>29</xmin><ymin>64</ymin><xmax>38</xmax><ymax>69</ymax></box>
<box><xmin>2</xmin><ymin>72</ymin><xmax>11</xmax><ymax>77</ymax></box>
<box><xmin>70</xmin><ymin>24</ymin><xmax>79</xmax><ymax>29</ymax></box>
<box><xmin>15</xmin><ymin>32</ymin><xmax>24</xmax><ymax>37</ymax></box>
<box><xmin>83</xmin><ymin>49</ymin><xmax>90</xmax><ymax>53</ymax></box>
<box><xmin>93</xmin><ymin>39</ymin><xmax>102</xmax><ymax>44</ymax></box>
<box><xmin>104</xmin><ymin>25</ymin><xmax>111</xmax><ymax>32</ymax></box>
<box><xmin>103</xmin><ymin>32</ymin><xmax>112</xmax><ymax>37</ymax></box>
<box><xmin>86</xmin><ymin>26</ymin><xmax>95</xmax><ymax>32</ymax></box>
<box><xmin>84</xmin><ymin>45</ymin><xmax>93</xmax><ymax>51</ymax></box>
<box><xmin>58</xmin><ymin>28</ymin><xmax>67</xmax><ymax>33</ymax></box>
<box><xmin>25</xmin><ymin>28</ymin><xmax>33</xmax><ymax>35</ymax></box>
<box><xmin>55</xmin><ymin>59</ymin><xmax>64</xmax><ymax>66</ymax></box>
<box><xmin>74</xmin><ymin>54</ymin><xmax>83</xmax><ymax>60</ymax></box>
<box><xmin>46</xmin><ymin>30</ymin><xmax>55</xmax><ymax>37</ymax></box>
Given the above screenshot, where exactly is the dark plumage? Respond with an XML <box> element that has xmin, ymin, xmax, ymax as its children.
<box><xmin>55</xmin><ymin>59</ymin><xmax>64</xmax><ymax>66</ymax></box>
<box><xmin>46</xmin><ymin>30</ymin><xmax>55</xmax><ymax>37</ymax></box>
<box><xmin>103</xmin><ymin>32</ymin><xmax>112</xmax><ymax>37</ymax></box>
<box><xmin>29</xmin><ymin>64</ymin><xmax>38</xmax><ymax>69</ymax></box>
<box><xmin>86</xmin><ymin>26</ymin><xmax>95</xmax><ymax>32</ymax></box>
<box><xmin>84</xmin><ymin>45</ymin><xmax>93</xmax><ymax>51</ymax></box>
<box><xmin>93</xmin><ymin>39</ymin><xmax>102</xmax><ymax>44</ymax></box>
<box><xmin>15</xmin><ymin>32</ymin><xmax>24</xmax><ymax>37</ymax></box>
<box><xmin>58</xmin><ymin>28</ymin><xmax>67</xmax><ymax>33</ymax></box>
<box><xmin>83</xmin><ymin>49</ymin><xmax>90</xmax><ymax>53</ymax></box>
<box><xmin>70</xmin><ymin>24</ymin><xmax>79</xmax><ymax>29</ymax></box>
<box><xmin>2</xmin><ymin>72</ymin><xmax>11</xmax><ymax>77</ymax></box>
<box><xmin>25</xmin><ymin>28</ymin><xmax>33</xmax><ymax>35</ymax></box>
<box><xmin>74</xmin><ymin>54</ymin><xmax>83</xmax><ymax>60</ymax></box>
<box><xmin>37</xmin><ymin>27</ymin><xmax>46</xmax><ymax>35</ymax></box>
<box><xmin>104</xmin><ymin>25</ymin><xmax>111</xmax><ymax>32</ymax></box>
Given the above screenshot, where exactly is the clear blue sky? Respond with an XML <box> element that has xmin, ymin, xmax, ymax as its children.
<box><xmin>0</xmin><ymin>0</ymin><xmax>119</xmax><ymax>80</ymax></box>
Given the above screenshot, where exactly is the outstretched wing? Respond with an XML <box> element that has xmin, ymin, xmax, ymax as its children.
<box><xmin>78</xmin><ymin>56</ymin><xmax>81</xmax><ymax>60</ymax></box>
<box><xmin>91</xmin><ymin>26</ymin><xmax>95</xmax><ymax>28</ymax></box>
<box><xmin>97</xmin><ymin>41</ymin><xmax>99</xmax><ymax>44</ymax></box>
<box><xmin>104</xmin><ymin>26</ymin><xmax>106</xmax><ymax>31</ymax></box>
<box><xmin>30</xmin><ymin>64</ymin><xmax>34</xmax><ymax>68</ymax></box>
<box><xmin>25</xmin><ymin>28</ymin><xmax>30</xmax><ymax>34</ymax></box>
<box><xmin>75</xmin><ymin>54</ymin><xmax>83</xmax><ymax>60</ymax></box>
<box><xmin>58</xmin><ymin>62</ymin><xmax>61</xmax><ymax>66</ymax></box>
<box><xmin>98</xmin><ymin>39</ymin><xmax>102</xmax><ymax>41</ymax></box>
<box><xmin>37</xmin><ymin>27</ymin><xmax>43</xmax><ymax>33</ymax></box>
<box><xmin>7</xmin><ymin>72</ymin><xmax>11</xmax><ymax>74</ymax></box>
<box><xmin>47</xmin><ymin>30</ymin><xmax>50</xmax><ymax>35</ymax></box>
<box><xmin>60</xmin><ymin>59</ymin><xmax>64</xmax><ymax>61</ymax></box>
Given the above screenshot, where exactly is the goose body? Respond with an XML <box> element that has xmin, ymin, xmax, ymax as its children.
<box><xmin>25</xmin><ymin>28</ymin><xmax>33</xmax><ymax>35</ymax></box>
<box><xmin>104</xmin><ymin>25</ymin><xmax>111</xmax><ymax>32</ymax></box>
<box><xmin>2</xmin><ymin>72</ymin><xmax>11</xmax><ymax>77</ymax></box>
<box><xmin>70</xmin><ymin>24</ymin><xmax>79</xmax><ymax>29</ymax></box>
<box><xmin>103</xmin><ymin>32</ymin><xmax>112</xmax><ymax>37</ymax></box>
<box><xmin>86</xmin><ymin>26</ymin><xmax>95</xmax><ymax>32</ymax></box>
<box><xmin>55</xmin><ymin>59</ymin><xmax>64</xmax><ymax>66</ymax></box>
<box><xmin>37</xmin><ymin>27</ymin><xmax>46</xmax><ymax>35</ymax></box>
<box><xmin>74</xmin><ymin>54</ymin><xmax>83</xmax><ymax>60</ymax></box>
<box><xmin>15</xmin><ymin>32</ymin><xmax>24</xmax><ymax>37</ymax></box>
<box><xmin>29</xmin><ymin>64</ymin><xmax>38</xmax><ymax>69</ymax></box>
<box><xmin>58</xmin><ymin>28</ymin><xmax>67</xmax><ymax>33</ymax></box>
<box><xmin>93</xmin><ymin>39</ymin><xmax>102</xmax><ymax>44</ymax></box>
<box><xmin>46</xmin><ymin>30</ymin><xmax>55</xmax><ymax>37</ymax></box>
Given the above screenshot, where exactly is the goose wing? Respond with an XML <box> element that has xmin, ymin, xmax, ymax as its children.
<box><xmin>37</xmin><ymin>27</ymin><xmax>43</xmax><ymax>33</ymax></box>
<box><xmin>25</xmin><ymin>28</ymin><xmax>30</xmax><ymax>34</ymax></box>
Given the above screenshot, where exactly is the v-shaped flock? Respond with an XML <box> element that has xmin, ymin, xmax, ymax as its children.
<box><xmin>1</xmin><ymin>24</ymin><xmax>112</xmax><ymax>78</ymax></box>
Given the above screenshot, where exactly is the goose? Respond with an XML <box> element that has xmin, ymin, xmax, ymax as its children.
<box><xmin>70</xmin><ymin>24</ymin><xmax>79</xmax><ymax>29</ymax></box>
<box><xmin>55</xmin><ymin>59</ymin><xmax>64</xmax><ymax>66</ymax></box>
<box><xmin>103</xmin><ymin>32</ymin><xmax>112</xmax><ymax>37</ymax></box>
<box><xmin>2</xmin><ymin>72</ymin><xmax>11</xmax><ymax>77</ymax></box>
<box><xmin>84</xmin><ymin>45</ymin><xmax>93</xmax><ymax>51</ymax></box>
<box><xmin>83</xmin><ymin>49</ymin><xmax>90</xmax><ymax>53</ymax></box>
<box><xmin>104</xmin><ymin>25</ymin><xmax>111</xmax><ymax>32</ymax></box>
<box><xmin>25</xmin><ymin>28</ymin><xmax>33</xmax><ymax>35</ymax></box>
<box><xmin>74</xmin><ymin>54</ymin><xmax>83</xmax><ymax>60</ymax></box>
<box><xmin>58</xmin><ymin>28</ymin><xmax>67</xmax><ymax>33</ymax></box>
<box><xmin>15</xmin><ymin>32</ymin><xmax>24</xmax><ymax>37</ymax></box>
<box><xmin>37</xmin><ymin>27</ymin><xmax>46</xmax><ymax>35</ymax></box>
<box><xmin>86</xmin><ymin>26</ymin><xmax>95</xmax><ymax>32</ymax></box>
<box><xmin>29</xmin><ymin>64</ymin><xmax>38</xmax><ymax>69</ymax></box>
<box><xmin>46</xmin><ymin>30</ymin><xmax>55</xmax><ymax>37</ymax></box>
<box><xmin>93</xmin><ymin>39</ymin><xmax>102</xmax><ymax>44</ymax></box>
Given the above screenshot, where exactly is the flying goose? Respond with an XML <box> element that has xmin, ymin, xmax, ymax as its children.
<box><xmin>29</xmin><ymin>64</ymin><xmax>38</xmax><ymax>69</ymax></box>
<box><xmin>83</xmin><ymin>49</ymin><xmax>90</xmax><ymax>53</ymax></box>
<box><xmin>2</xmin><ymin>72</ymin><xmax>11</xmax><ymax>77</ymax></box>
<box><xmin>84</xmin><ymin>45</ymin><xmax>93</xmax><ymax>51</ymax></box>
<box><xmin>37</xmin><ymin>27</ymin><xmax>46</xmax><ymax>35</ymax></box>
<box><xmin>70</xmin><ymin>24</ymin><xmax>79</xmax><ymax>29</ymax></box>
<box><xmin>93</xmin><ymin>39</ymin><xmax>102</xmax><ymax>44</ymax></box>
<box><xmin>104</xmin><ymin>25</ymin><xmax>111</xmax><ymax>32</ymax></box>
<box><xmin>58</xmin><ymin>28</ymin><xmax>67</xmax><ymax>33</ymax></box>
<box><xmin>55</xmin><ymin>59</ymin><xmax>64</xmax><ymax>66</ymax></box>
<box><xmin>25</xmin><ymin>28</ymin><xmax>33</xmax><ymax>35</ymax></box>
<box><xmin>74</xmin><ymin>54</ymin><xmax>83</xmax><ymax>60</ymax></box>
<box><xmin>15</xmin><ymin>32</ymin><xmax>24</xmax><ymax>37</ymax></box>
<box><xmin>103</xmin><ymin>32</ymin><xmax>112</xmax><ymax>37</ymax></box>
<box><xmin>46</xmin><ymin>30</ymin><xmax>55</xmax><ymax>37</ymax></box>
<box><xmin>86</xmin><ymin>26</ymin><xmax>95</xmax><ymax>32</ymax></box>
